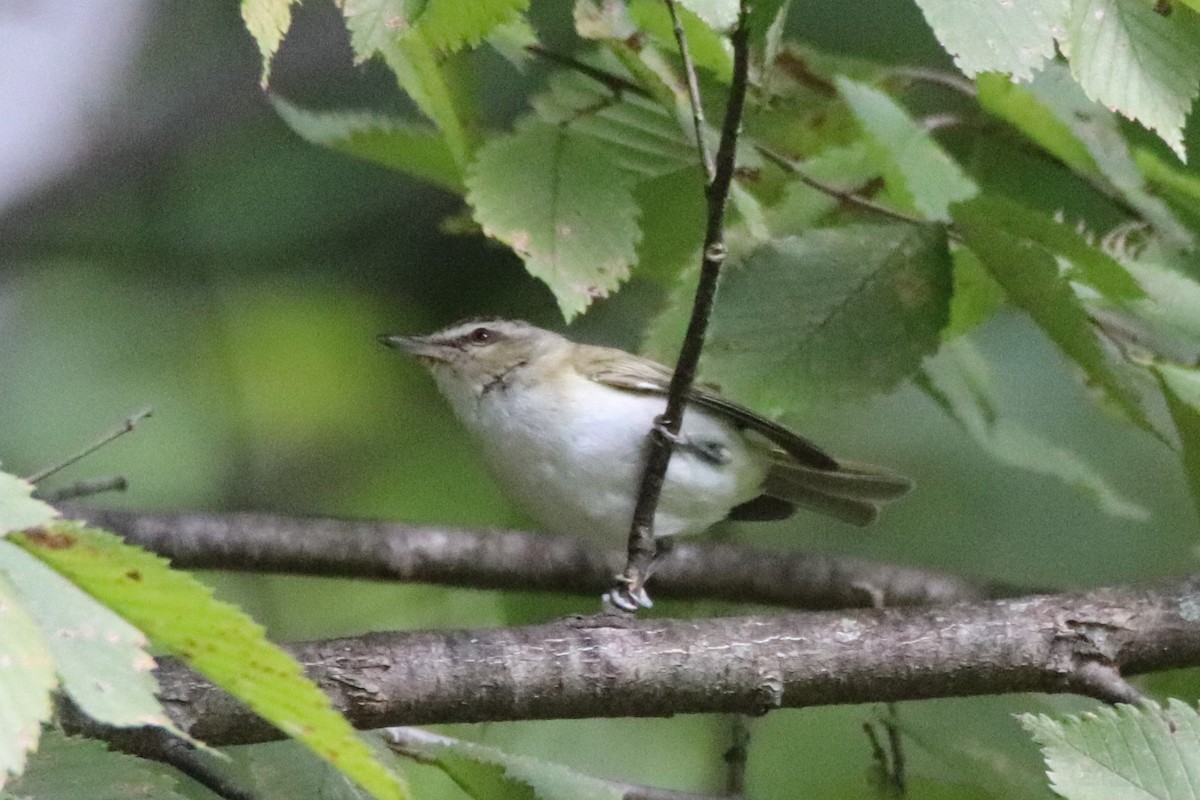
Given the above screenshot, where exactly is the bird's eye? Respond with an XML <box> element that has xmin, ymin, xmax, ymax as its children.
<box><xmin>468</xmin><ymin>327</ymin><xmax>494</xmax><ymax>345</ymax></box>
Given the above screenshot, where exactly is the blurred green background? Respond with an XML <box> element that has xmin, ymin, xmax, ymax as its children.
<box><xmin>1</xmin><ymin>1</ymin><xmax>1196</xmax><ymax>798</ymax></box>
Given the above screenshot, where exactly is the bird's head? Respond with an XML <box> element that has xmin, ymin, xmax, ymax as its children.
<box><xmin>378</xmin><ymin>318</ymin><xmax>567</xmax><ymax>399</ymax></box>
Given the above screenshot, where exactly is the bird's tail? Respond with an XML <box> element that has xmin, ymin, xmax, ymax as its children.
<box><xmin>761</xmin><ymin>459</ymin><xmax>913</xmax><ymax>526</ymax></box>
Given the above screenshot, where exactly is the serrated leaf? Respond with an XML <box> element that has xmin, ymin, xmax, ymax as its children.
<box><xmin>241</xmin><ymin>0</ymin><xmax>298</xmax><ymax>87</ymax></box>
<box><xmin>649</xmin><ymin>224</ymin><xmax>952</xmax><ymax>415</ymax></box>
<box><xmin>2</xmin><ymin>731</ymin><xmax>186</xmax><ymax>800</ymax></box>
<box><xmin>1060</xmin><ymin>0</ymin><xmax>1200</xmax><ymax>161</ymax></box>
<box><xmin>387</xmin><ymin>728</ymin><xmax>622</xmax><ymax>800</ymax></box>
<box><xmin>1020</xmin><ymin>699</ymin><xmax>1200</xmax><ymax>799</ymax></box>
<box><xmin>1021</xmin><ymin>62</ymin><xmax>1194</xmax><ymax>246</ymax></box>
<box><xmin>466</xmin><ymin>121</ymin><xmax>641</xmax><ymax>320</ymax></box>
<box><xmin>914</xmin><ymin>0</ymin><xmax>1066</xmax><ymax>80</ymax></box>
<box><xmin>272</xmin><ymin>98</ymin><xmax>463</xmax><ymax>192</ymax></box>
<box><xmin>837</xmin><ymin>77</ymin><xmax>978</xmax><ymax>221</ymax></box>
<box><xmin>960</xmin><ymin>194</ymin><xmax>1145</xmax><ymax>302</ymax></box>
<box><xmin>677</xmin><ymin>0</ymin><xmax>738</xmax><ymax>32</ymax></box>
<box><xmin>0</xmin><ymin>541</ymin><xmax>175</xmax><ymax>733</ymax></box>
<box><xmin>341</xmin><ymin>3</ymin><xmax>471</xmax><ymax>167</ymax></box>
<box><xmin>0</xmin><ymin>471</ymin><xmax>56</xmax><ymax>536</ymax></box>
<box><xmin>487</xmin><ymin>16</ymin><xmax>539</xmax><ymax>70</ymax></box>
<box><xmin>1155</xmin><ymin>363</ymin><xmax>1200</xmax><ymax>521</ymax></box>
<box><xmin>530</xmin><ymin>69</ymin><xmax>694</xmax><ymax>179</ymax></box>
<box><xmin>923</xmin><ymin>340</ymin><xmax>1148</xmax><ymax>520</ymax></box>
<box><xmin>10</xmin><ymin>524</ymin><xmax>406</xmax><ymax>800</ymax></box>
<box><xmin>417</xmin><ymin>0</ymin><xmax>529</xmax><ymax>52</ymax></box>
<box><xmin>952</xmin><ymin>196</ymin><xmax>1157</xmax><ymax>436</ymax></box>
<box><xmin>342</xmin><ymin>0</ymin><xmax>427</xmax><ymax>60</ymax></box>
<box><xmin>0</xmin><ymin>573</ymin><xmax>55</xmax><ymax>788</ymax></box>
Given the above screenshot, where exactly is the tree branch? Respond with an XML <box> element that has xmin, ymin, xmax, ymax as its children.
<box><xmin>619</xmin><ymin>1</ymin><xmax>753</xmax><ymax>608</ymax></box>
<box><xmin>67</xmin><ymin>506</ymin><xmax>1018</xmax><ymax>609</ymax></box>
<box><xmin>75</xmin><ymin>573</ymin><xmax>1200</xmax><ymax>747</ymax></box>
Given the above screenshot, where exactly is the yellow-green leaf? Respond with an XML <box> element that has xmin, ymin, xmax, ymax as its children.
<box><xmin>11</xmin><ymin>524</ymin><xmax>405</xmax><ymax>800</ymax></box>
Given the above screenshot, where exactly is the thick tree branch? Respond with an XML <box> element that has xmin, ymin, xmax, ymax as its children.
<box><xmin>80</xmin><ymin>573</ymin><xmax>1200</xmax><ymax>747</ymax></box>
<box><xmin>67</xmin><ymin>506</ymin><xmax>1017</xmax><ymax>609</ymax></box>
<box><xmin>620</xmin><ymin>1</ymin><xmax>753</xmax><ymax>607</ymax></box>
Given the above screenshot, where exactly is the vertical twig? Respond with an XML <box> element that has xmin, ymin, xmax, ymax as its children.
<box><xmin>665</xmin><ymin>0</ymin><xmax>716</xmax><ymax>182</ymax></box>
<box><xmin>611</xmin><ymin>2</ymin><xmax>752</xmax><ymax>610</ymax></box>
<box><xmin>723</xmin><ymin>715</ymin><xmax>750</xmax><ymax>797</ymax></box>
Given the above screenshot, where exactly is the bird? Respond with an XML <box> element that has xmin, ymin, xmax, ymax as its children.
<box><xmin>378</xmin><ymin>318</ymin><xmax>911</xmax><ymax>547</ymax></box>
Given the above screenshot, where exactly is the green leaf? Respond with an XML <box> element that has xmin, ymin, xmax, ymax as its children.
<box><xmin>1155</xmin><ymin>363</ymin><xmax>1200</xmax><ymax>521</ymax></box>
<box><xmin>677</xmin><ymin>0</ymin><xmax>738</xmax><ymax>32</ymax></box>
<box><xmin>11</xmin><ymin>524</ymin><xmax>406</xmax><ymax>800</ymax></box>
<box><xmin>271</xmin><ymin>98</ymin><xmax>463</xmax><ymax>193</ymax></box>
<box><xmin>380</xmin><ymin>35</ymin><xmax>473</xmax><ymax>167</ymax></box>
<box><xmin>241</xmin><ymin>0</ymin><xmax>298</xmax><ymax>87</ymax></box>
<box><xmin>1121</xmin><ymin>257</ymin><xmax>1200</xmax><ymax>362</ymax></box>
<box><xmin>1</xmin><ymin>731</ymin><xmax>186</xmax><ymax>800</ymax></box>
<box><xmin>466</xmin><ymin>121</ymin><xmax>641</xmax><ymax>321</ymax></box>
<box><xmin>913</xmin><ymin>0</ymin><xmax>1065</xmax><ymax>80</ymax></box>
<box><xmin>1061</xmin><ymin>0</ymin><xmax>1200</xmax><ymax>161</ymax></box>
<box><xmin>1020</xmin><ymin>63</ymin><xmax>1194</xmax><ymax>247</ymax></box>
<box><xmin>958</xmin><ymin>194</ymin><xmax>1145</xmax><ymax>302</ymax></box>
<box><xmin>944</xmin><ymin>244</ymin><xmax>1005</xmax><ymax>339</ymax></box>
<box><xmin>341</xmin><ymin>0</ymin><xmax>427</xmax><ymax>59</ymax></box>
<box><xmin>649</xmin><ymin>224</ymin><xmax>953</xmax><ymax>415</ymax></box>
<box><xmin>632</xmin><ymin>165</ymin><xmax>707</xmax><ymax>284</ymax></box>
<box><xmin>627</xmin><ymin>0</ymin><xmax>733</xmax><ymax>81</ymax></box>
<box><xmin>529</xmin><ymin>69</ymin><xmax>694</xmax><ymax>179</ymax></box>
<box><xmin>0</xmin><ymin>572</ymin><xmax>55</xmax><ymax>788</ymax></box>
<box><xmin>1135</xmin><ymin>147</ymin><xmax>1200</xmax><ymax>217</ymax></box>
<box><xmin>341</xmin><ymin>4</ymin><xmax>472</xmax><ymax>167</ymax></box>
<box><xmin>767</xmin><ymin>143</ymin><xmax>880</xmax><ymax>235</ymax></box>
<box><xmin>0</xmin><ymin>541</ymin><xmax>176</xmax><ymax>734</ymax></box>
<box><xmin>417</xmin><ymin>0</ymin><xmax>529</xmax><ymax>52</ymax></box>
<box><xmin>0</xmin><ymin>471</ymin><xmax>56</xmax><ymax>535</ymax></box>
<box><xmin>923</xmin><ymin>340</ymin><xmax>1148</xmax><ymax>519</ymax></box>
<box><xmin>387</xmin><ymin>727</ymin><xmax>622</xmax><ymax>800</ymax></box>
<box><xmin>976</xmin><ymin>72</ymin><xmax>1101</xmax><ymax>178</ymax></box>
<box><xmin>952</xmin><ymin>196</ymin><xmax>1156</xmax><ymax>436</ymax></box>
<box><xmin>837</xmin><ymin>77</ymin><xmax>978</xmax><ymax>221</ymax></box>
<box><xmin>1020</xmin><ymin>699</ymin><xmax>1200</xmax><ymax>799</ymax></box>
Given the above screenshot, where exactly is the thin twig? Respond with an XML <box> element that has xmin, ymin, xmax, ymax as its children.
<box><xmin>723</xmin><ymin>716</ymin><xmax>749</xmax><ymax>797</ymax></box>
<box><xmin>616</xmin><ymin>0</ymin><xmax>753</xmax><ymax>610</ymax></box>
<box><xmin>664</xmin><ymin>0</ymin><xmax>716</xmax><ymax>181</ymax></box>
<box><xmin>25</xmin><ymin>407</ymin><xmax>153</xmax><ymax>484</ymax></box>
<box><xmin>524</xmin><ymin>44</ymin><xmax>651</xmax><ymax>98</ymax></box>
<box><xmin>34</xmin><ymin>475</ymin><xmax>128</xmax><ymax>502</ymax></box>
<box><xmin>67</xmin><ymin>506</ymin><xmax>1019</xmax><ymax>610</ymax></box>
<box><xmin>755</xmin><ymin>145</ymin><xmax>928</xmax><ymax>226</ymax></box>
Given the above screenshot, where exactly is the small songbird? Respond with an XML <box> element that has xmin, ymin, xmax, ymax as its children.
<box><xmin>379</xmin><ymin>318</ymin><xmax>911</xmax><ymax>544</ymax></box>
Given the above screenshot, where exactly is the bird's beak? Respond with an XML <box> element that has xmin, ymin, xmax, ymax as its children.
<box><xmin>377</xmin><ymin>333</ymin><xmax>451</xmax><ymax>363</ymax></box>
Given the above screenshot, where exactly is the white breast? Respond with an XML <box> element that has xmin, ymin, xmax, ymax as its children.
<box><xmin>458</xmin><ymin>370</ymin><xmax>771</xmax><ymax>541</ymax></box>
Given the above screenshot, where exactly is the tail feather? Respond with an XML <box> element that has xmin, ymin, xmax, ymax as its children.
<box><xmin>759</xmin><ymin>458</ymin><xmax>913</xmax><ymax>527</ymax></box>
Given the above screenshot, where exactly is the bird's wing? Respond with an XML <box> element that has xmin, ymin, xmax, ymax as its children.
<box><xmin>578</xmin><ymin>347</ymin><xmax>840</xmax><ymax>471</ymax></box>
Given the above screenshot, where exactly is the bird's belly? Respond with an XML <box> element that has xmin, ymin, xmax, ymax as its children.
<box><xmin>471</xmin><ymin>382</ymin><xmax>769</xmax><ymax>541</ymax></box>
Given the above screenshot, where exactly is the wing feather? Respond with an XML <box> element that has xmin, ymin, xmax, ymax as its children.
<box><xmin>579</xmin><ymin>347</ymin><xmax>839</xmax><ymax>470</ymax></box>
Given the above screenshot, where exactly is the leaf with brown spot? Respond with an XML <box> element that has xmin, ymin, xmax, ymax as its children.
<box><xmin>12</xmin><ymin>523</ymin><xmax>407</xmax><ymax>800</ymax></box>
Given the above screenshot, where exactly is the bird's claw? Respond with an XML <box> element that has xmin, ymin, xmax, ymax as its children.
<box><xmin>604</xmin><ymin>576</ymin><xmax>654</xmax><ymax>612</ymax></box>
